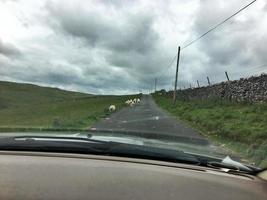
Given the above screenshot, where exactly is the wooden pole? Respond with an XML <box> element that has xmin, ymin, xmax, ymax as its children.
<box><xmin>173</xmin><ymin>46</ymin><xmax>181</xmax><ymax>104</ymax></box>
<box><xmin>207</xmin><ymin>76</ymin><xmax>211</xmax><ymax>86</ymax></box>
<box><xmin>154</xmin><ymin>78</ymin><xmax>157</xmax><ymax>92</ymax></box>
<box><xmin>225</xmin><ymin>71</ymin><xmax>230</xmax><ymax>81</ymax></box>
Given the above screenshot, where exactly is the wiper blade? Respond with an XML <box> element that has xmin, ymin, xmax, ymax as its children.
<box><xmin>13</xmin><ymin>135</ymin><xmax>109</xmax><ymax>144</ymax></box>
<box><xmin>0</xmin><ymin>135</ymin><xmax>259</xmax><ymax>173</ymax></box>
<box><xmin>0</xmin><ymin>135</ymin><xmax>115</xmax><ymax>154</ymax></box>
<box><xmin>189</xmin><ymin>153</ymin><xmax>258</xmax><ymax>174</ymax></box>
<box><xmin>106</xmin><ymin>143</ymin><xmax>200</xmax><ymax>165</ymax></box>
<box><xmin>0</xmin><ymin>135</ymin><xmax>200</xmax><ymax>165</ymax></box>
<box><xmin>205</xmin><ymin>161</ymin><xmax>261</xmax><ymax>174</ymax></box>
<box><xmin>88</xmin><ymin>129</ymin><xmax>210</xmax><ymax>145</ymax></box>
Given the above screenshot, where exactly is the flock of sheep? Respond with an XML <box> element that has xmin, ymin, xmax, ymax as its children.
<box><xmin>108</xmin><ymin>98</ymin><xmax>141</xmax><ymax>112</ymax></box>
<box><xmin>125</xmin><ymin>98</ymin><xmax>141</xmax><ymax>107</ymax></box>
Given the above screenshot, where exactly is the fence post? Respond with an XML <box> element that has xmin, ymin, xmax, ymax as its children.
<box><xmin>225</xmin><ymin>71</ymin><xmax>230</xmax><ymax>81</ymax></box>
<box><xmin>207</xmin><ymin>76</ymin><xmax>211</xmax><ymax>86</ymax></box>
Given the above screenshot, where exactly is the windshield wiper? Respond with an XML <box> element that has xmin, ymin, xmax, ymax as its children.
<box><xmin>88</xmin><ymin>129</ymin><xmax>210</xmax><ymax>145</ymax></box>
<box><xmin>186</xmin><ymin>153</ymin><xmax>260</xmax><ymax>174</ymax></box>
<box><xmin>0</xmin><ymin>135</ymin><xmax>113</xmax><ymax>154</ymax></box>
<box><xmin>0</xmin><ymin>135</ymin><xmax>259</xmax><ymax>174</ymax></box>
<box><xmin>13</xmin><ymin>135</ymin><xmax>109</xmax><ymax>144</ymax></box>
<box><xmin>0</xmin><ymin>135</ymin><xmax>200</xmax><ymax>165</ymax></box>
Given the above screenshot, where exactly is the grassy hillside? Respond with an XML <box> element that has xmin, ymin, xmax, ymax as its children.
<box><xmin>153</xmin><ymin>95</ymin><xmax>267</xmax><ymax>167</ymax></box>
<box><xmin>0</xmin><ymin>81</ymin><xmax>137</xmax><ymax>131</ymax></box>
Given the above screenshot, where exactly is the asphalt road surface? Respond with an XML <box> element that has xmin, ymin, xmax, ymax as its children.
<box><xmin>91</xmin><ymin>95</ymin><xmax>206</xmax><ymax>141</ymax></box>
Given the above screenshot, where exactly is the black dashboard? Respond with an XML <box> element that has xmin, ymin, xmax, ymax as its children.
<box><xmin>0</xmin><ymin>151</ymin><xmax>266</xmax><ymax>200</ymax></box>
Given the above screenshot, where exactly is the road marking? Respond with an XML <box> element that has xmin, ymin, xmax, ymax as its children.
<box><xmin>116</xmin><ymin>116</ymin><xmax>168</xmax><ymax>124</ymax></box>
<box><xmin>154</xmin><ymin>116</ymin><xmax>159</xmax><ymax>120</ymax></box>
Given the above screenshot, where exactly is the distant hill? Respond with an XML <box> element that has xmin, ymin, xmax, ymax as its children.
<box><xmin>0</xmin><ymin>81</ymin><xmax>92</xmax><ymax>108</ymax></box>
<box><xmin>0</xmin><ymin>81</ymin><xmax>135</xmax><ymax>131</ymax></box>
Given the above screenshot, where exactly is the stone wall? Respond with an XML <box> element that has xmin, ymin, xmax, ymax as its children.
<box><xmin>165</xmin><ymin>74</ymin><xmax>267</xmax><ymax>103</ymax></box>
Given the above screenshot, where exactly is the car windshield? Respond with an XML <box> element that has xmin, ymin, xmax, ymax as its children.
<box><xmin>0</xmin><ymin>0</ymin><xmax>266</xmax><ymax>171</ymax></box>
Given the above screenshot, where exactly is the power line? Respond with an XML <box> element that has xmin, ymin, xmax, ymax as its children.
<box><xmin>231</xmin><ymin>64</ymin><xmax>267</xmax><ymax>74</ymax></box>
<box><xmin>181</xmin><ymin>0</ymin><xmax>257</xmax><ymax>50</ymax></box>
<box><xmin>155</xmin><ymin>0</ymin><xmax>257</xmax><ymax>90</ymax></box>
<box><xmin>151</xmin><ymin>54</ymin><xmax>177</xmax><ymax>90</ymax></box>
<box><xmin>157</xmin><ymin>0</ymin><xmax>257</xmax><ymax>78</ymax></box>
<box><xmin>162</xmin><ymin>55</ymin><xmax>177</xmax><ymax>75</ymax></box>
<box><xmin>156</xmin><ymin>54</ymin><xmax>177</xmax><ymax>81</ymax></box>
<box><xmin>191</xmin><ymin>64</ymin><xmax>266</xmax><ymax>88</ymax></box>
<box><xmin>231</xmin><ymin>68</ymin><xmax>266</xmax><ymax>79</ymax></box>
<box><xmin>243</xmin><ymin>67</ymin><xmax>267</xmax><ymax>75</ymax></box>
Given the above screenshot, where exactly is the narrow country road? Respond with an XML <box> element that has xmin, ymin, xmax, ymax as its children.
<box><xmin>91</xmin><ymin>95</ymin><xmax>208</xmax><ymax>143</ymax></box>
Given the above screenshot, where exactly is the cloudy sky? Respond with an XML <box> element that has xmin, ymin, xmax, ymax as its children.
<box><xmin>0</xmin><ymin>0</ymin><xmax>266</xmax><ymax>94</ymax></box>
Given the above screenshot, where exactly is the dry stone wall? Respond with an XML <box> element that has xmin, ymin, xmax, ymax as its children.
<box><xmin>165</xmin><ymin>74</ymin><xmax>267</xmax><ymax>103</ymax></box>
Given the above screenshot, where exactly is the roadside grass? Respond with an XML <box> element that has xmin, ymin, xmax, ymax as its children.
<box><xmin>0</xmin><ymin>81</ymin><xmax>138</xmax><ymax>131</ymax></box>
<box><xmin>153</xmin><ymin>95</ymin><xmax>267</xmax><ymax>168</ymax></box>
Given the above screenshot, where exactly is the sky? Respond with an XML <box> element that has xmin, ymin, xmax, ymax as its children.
<box><xmin>0</xmin><ymin>0</ymin><xmax>266</xmax><ymax>94</ymax></box>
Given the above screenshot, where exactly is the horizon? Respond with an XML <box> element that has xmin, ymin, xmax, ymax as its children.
<box><xmin>0</xmin><ymin>0</ymin><xmax>267</xmax><ymax>94</ymax></box>
<box><xmin>1</xmin><ymin>72</ymin><xmax>266</xmax><ymax>96</ymax></box>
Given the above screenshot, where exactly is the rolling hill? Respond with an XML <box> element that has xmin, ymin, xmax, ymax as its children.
<box><xmin>0</xmin><ymin>81</ymin><xmax>134</xmax><ymax>131</ymax></box>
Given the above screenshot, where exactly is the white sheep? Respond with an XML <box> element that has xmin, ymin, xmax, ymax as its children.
<box><xmin>137</xmin><ymin>98</ymin><xmax>141</xmax><ymax>103</ymax></box>
<box><xmin>108</xmin><ymin>105</ymin><xmax>116</xmax><ymax>112</ymax></box>
<box><xmin>125</xmin><ymin>99</ymin><xmax>132</xmax><ymax>105</ymax></box>
<box><xmin>129</xmin><ymin>101</ymin><xmax>135</xmax><ymax>107</ymax></box>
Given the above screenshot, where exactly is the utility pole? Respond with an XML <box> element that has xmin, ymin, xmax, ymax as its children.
<box><xmin>197</xmin><ymin>80</ymin><xmax>200</xmax><ymax>87</ymax></box>
<box><xmin>225</xmin><ymin>71</ymin><xmax>230</xmax><ymax>81</ymax></box>
<box><xmin>207</xmin><ymin>76</ymin><xmax>211</xmax><ymax>86</ymax></box>
<box><xmin>154</xmin><ymin>78</ymin><xmax>157</xmax><ymax>93</ymax></box>
<box><xmin>173</xmin><ymin>46</ymin><xmax>181</xmax><ymax>104</ymax></box>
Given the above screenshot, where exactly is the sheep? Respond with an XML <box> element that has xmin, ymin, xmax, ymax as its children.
<box><xmin>108</xmin><ymin>105</ymin><xmax>116</xmax><ymax>112</ymax></box>
<box><xmin>125</xmin><ymin>99</ymin><xmax>132</xmax><ymax>105</ymax></box>
<box><xmin>125</xmin><ymin>99</ymin><xmax>140</xmax><ymax>107</ymax></box>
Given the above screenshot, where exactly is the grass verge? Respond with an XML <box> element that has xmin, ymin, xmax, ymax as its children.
<box><xmin>153</xmin><ymin>95</ymin><xmax>267</xmax><ymax>168</ymax></box>
<box><xmin>0</xmin><ymin>81</ymin><xmax>139</xmax><ymax>131</ymax></box>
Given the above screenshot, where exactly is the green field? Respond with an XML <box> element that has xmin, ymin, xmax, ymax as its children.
<box><xmin>0</xmin><ymin>81</ymin><xmax>137</xmax><ymax>131</ymax></box>
<box><xmin>153</xmin><ymin>94</ymin><xmax>267</xmax><ymax>167</ymax></box>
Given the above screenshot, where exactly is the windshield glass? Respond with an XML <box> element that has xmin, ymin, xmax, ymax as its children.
<box><xmin>0</xmin><ymin>0</ymin><xmax>266</xmax><ymax>170</ymax></box>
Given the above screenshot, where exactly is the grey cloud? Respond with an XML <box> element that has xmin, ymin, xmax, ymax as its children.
<box><xmin>46</xmin><ymin>2</ymin><xmax>159</xmax><ymax>54</ymax></box>
<box><xmin>0</xmin><ymin>39</ymin><xmax>21</xmax><ymax>57</ymax></box>
<box><xmin>98</xmin><ymin>0</ymin><xmax>130</xmax><ymax>7</ymax></box>
<box><xmin>0</xmin><ymin>53</ymin><xmax>140</xmax><ymax>94</ymax></box>
<box><xmin>43</xmin><ymin>0</ymin><xmax>168</xmax><ymax>92</ymax></box>
<box><xmin>0</xmin><ymin>0</ymin><xmax>18</xmax><ymax>3</ymax></box>
<box><xmin>1</xmin><ymin>0</ymin><xmax>266</xmax><ymax>94</ymax></box>
<box><xmin>178</xmin><ymin>0</ymin><xmax>267</xmax><ymax>87</ymax></box>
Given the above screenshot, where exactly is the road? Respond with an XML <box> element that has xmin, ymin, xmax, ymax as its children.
<box><xmin>91</xmin><ymin>95</ymin><xmax>208</xmax><ymax>143</ymax></box>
